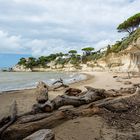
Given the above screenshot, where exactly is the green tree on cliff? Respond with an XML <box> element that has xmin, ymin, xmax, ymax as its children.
<box><xmin>68</xmin><ymin>50</ymin><xmax>77</xmax><ymax>56</ymax></box>
<box><xmin>37</xmin><ymin>56</ymin><xmax>48</xmax><ymax>67</ymax></box>
<box><xmin>82</xmin><ymin>47</ymin><xmax>94</xmax><ymax>56</ymax></box>
<box><xmin>26</xmin><ymin>57</ymin><xmax>37</xmax><ymax>68</ymax></box>
<box><xmin>18</xmin><ymin>58</ymin><xmax>26</xmax><ymax>65</ymax></box>
<box><xmin>117</xmin><ymin>13</ymin><xmax>140</xmax><ymax>34</ymax></box>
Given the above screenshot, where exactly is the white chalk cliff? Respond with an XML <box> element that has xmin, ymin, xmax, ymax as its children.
<box><xmin>12</xmin><ymin>65</ymin><xmax>32</xmax><ymax>72</ymax></box>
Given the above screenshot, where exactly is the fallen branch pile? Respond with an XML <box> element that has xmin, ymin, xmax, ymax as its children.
<box><xmin>0</xmin><ymin>81</ymin><xmax>140</xmax><ymax>140</ymax></box>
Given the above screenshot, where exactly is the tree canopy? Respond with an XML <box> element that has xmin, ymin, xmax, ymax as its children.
<box><xmin>18</xmin><ymin>58</ymin><xmax>26</xmax><ymax>65</ymax></box>
<box><xmin>117</xmin><ymin>13</ymin><xmax>140</xmax><ymax>34</ymax></box>
<box><xmin>82</xmin><ymin>47</ymin><xmax>94</xmax><ymax>55</ymax></box>
<box><xmin>68</xmin><ymin>50</ymin><xmax>77</xmax><ymax>54</ymax></box>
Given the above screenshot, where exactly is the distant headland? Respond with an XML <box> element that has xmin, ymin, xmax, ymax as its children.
<box><xmin>12</xmin><ymin>13</ymin><xmax>140</xmax><ymax>73</ymax></box>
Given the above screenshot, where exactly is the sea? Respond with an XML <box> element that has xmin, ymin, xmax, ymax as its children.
<box><xmin>0</xmin><ymin>71</ymin><xmax>87</xmax><ymax>92</ymax></box>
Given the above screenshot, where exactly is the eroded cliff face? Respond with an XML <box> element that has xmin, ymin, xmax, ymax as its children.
<box><xmin>96</xmin><ymin>37</ymin><xmax>140</xmax><ymax>72</ymax></box>
<box><xmin>12</xmin><ymin>65</ymin><xmax>32</xmax><ymax>72</ymax></box>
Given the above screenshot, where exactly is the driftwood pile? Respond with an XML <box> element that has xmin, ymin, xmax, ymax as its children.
<box><xmin>0</xmin><ymin>80</ymin><xmax>140</xmax><ymax>140</ymax></box>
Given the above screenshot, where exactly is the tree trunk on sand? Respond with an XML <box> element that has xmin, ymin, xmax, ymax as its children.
<box><xmin>32</xmin><ymin>87</ymin><xmax>107</xmax><ymax>112</ymax></box>
<box><xmin>1</xmin><ymin>106</ymin><xmax>100</xmax><ymax>140</ymax></box>
<box><xmin>34</xmin><ymin>86</ymin><xmax>123</xmax><ymax>112</ymax></box>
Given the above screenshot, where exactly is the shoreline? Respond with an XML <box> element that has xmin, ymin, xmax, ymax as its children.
<box><xmin>0</xmin><ymin>71</ymin><xmax>88</xmax><ymax>94</ymax></box>
<box><xmin>0</xmin><ymin>72</ymin><xmax>91</xmax><ymax>94</ymax></box>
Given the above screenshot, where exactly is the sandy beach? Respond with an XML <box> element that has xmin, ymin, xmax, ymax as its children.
<box><xmin>0</xmin><ymin>71</ymin><xmax>140</xmax><ymax>140</ymax></box>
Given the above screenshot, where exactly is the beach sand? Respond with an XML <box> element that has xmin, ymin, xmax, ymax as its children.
<box><xmin>0</xmin><ymin>71</ymin><xmax>140</xmax><ymax>140</ymax></box>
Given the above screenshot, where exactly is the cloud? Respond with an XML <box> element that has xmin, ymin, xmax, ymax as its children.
<box><xmin>0</xmin><ymin>0</ymin><xmax>140</xmax><ymax>56</ymax></box>
<box><xmin>0</xmin><ymin>30</ymin><xmax>24</xmax><ymax>53</ymax></box>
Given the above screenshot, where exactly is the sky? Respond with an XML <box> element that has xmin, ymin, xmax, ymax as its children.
<box><xmin>0</xmin><ymin>0</ymin><xmax>140</xmax><ymax>67</ymax></box>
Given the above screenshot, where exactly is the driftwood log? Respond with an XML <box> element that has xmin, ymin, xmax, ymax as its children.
<box><xmin>49</xmin><ymin>79</ymin><xmax>69</xmax><ymax>91</ymax></box>
<box><xmin>33</xmin><ymin>86</ymin><xmax>123</xmax><ymax>112</ymax></box>
<box><xmin>64</xmin><ymin>88</ymin><xmax>82</xmax><ymax>96</ymax></box>
<box><xmin>36</xmin><ymin>81</ymin><xmax>49</xmax><ymax>104</ymax></box>
<box><xmin>1</xmin><ymin>106</ymin><xmax>100</xmax><ymax>140</ymax></box>
<box><xmin>0</xmin><ymin>101</ymin><xmax>17</xmax><ymax>137</ymax></box>
<box><xmin>23</xmin><ymin>129</ymin><xmax>55</xmax><ymax>140</ymax></box>
<box><xmin>32</xmin><ymin>86</ymin><xmax>107</xmax><ymax>112</ymax></box>
<box><xmin>1</xmin><ymin>86</ymin><xmax>140</xmax><ymax>140</ymax></box>
<box><xmin>52</xmin><ymin>78</ymin><xmax>63</xmax><ymax>85</ymax></box>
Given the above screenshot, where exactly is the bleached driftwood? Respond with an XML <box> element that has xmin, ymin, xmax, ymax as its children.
<box><xmin>23</xmin><ymin>129</ymin><xmax>55</xmax><ymax>140</ymax></box>
<box><xmin>36</xmin><ymin>81</ymin><xmax>49</xmax><ymax>104</ymax></box>
<box><xmin>32</xmin><ymin>87</ymin><xmax>107</xmax><ymax>112</ymax></box>
<box><xmin>49</xmin><ymin>79</ymin><xmax>69</xmax><ymax>91</ymax></box>
<box><xmin>0</xmin><ymin>101</ymin><xmax>17</xmax><ymax>136</ymax></box>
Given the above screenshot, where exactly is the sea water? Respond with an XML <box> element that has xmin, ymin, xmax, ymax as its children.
<box><xmin>0</xmin><ymin>72</ymin><xmax>86</xmax><ymax>92</ymax></box>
